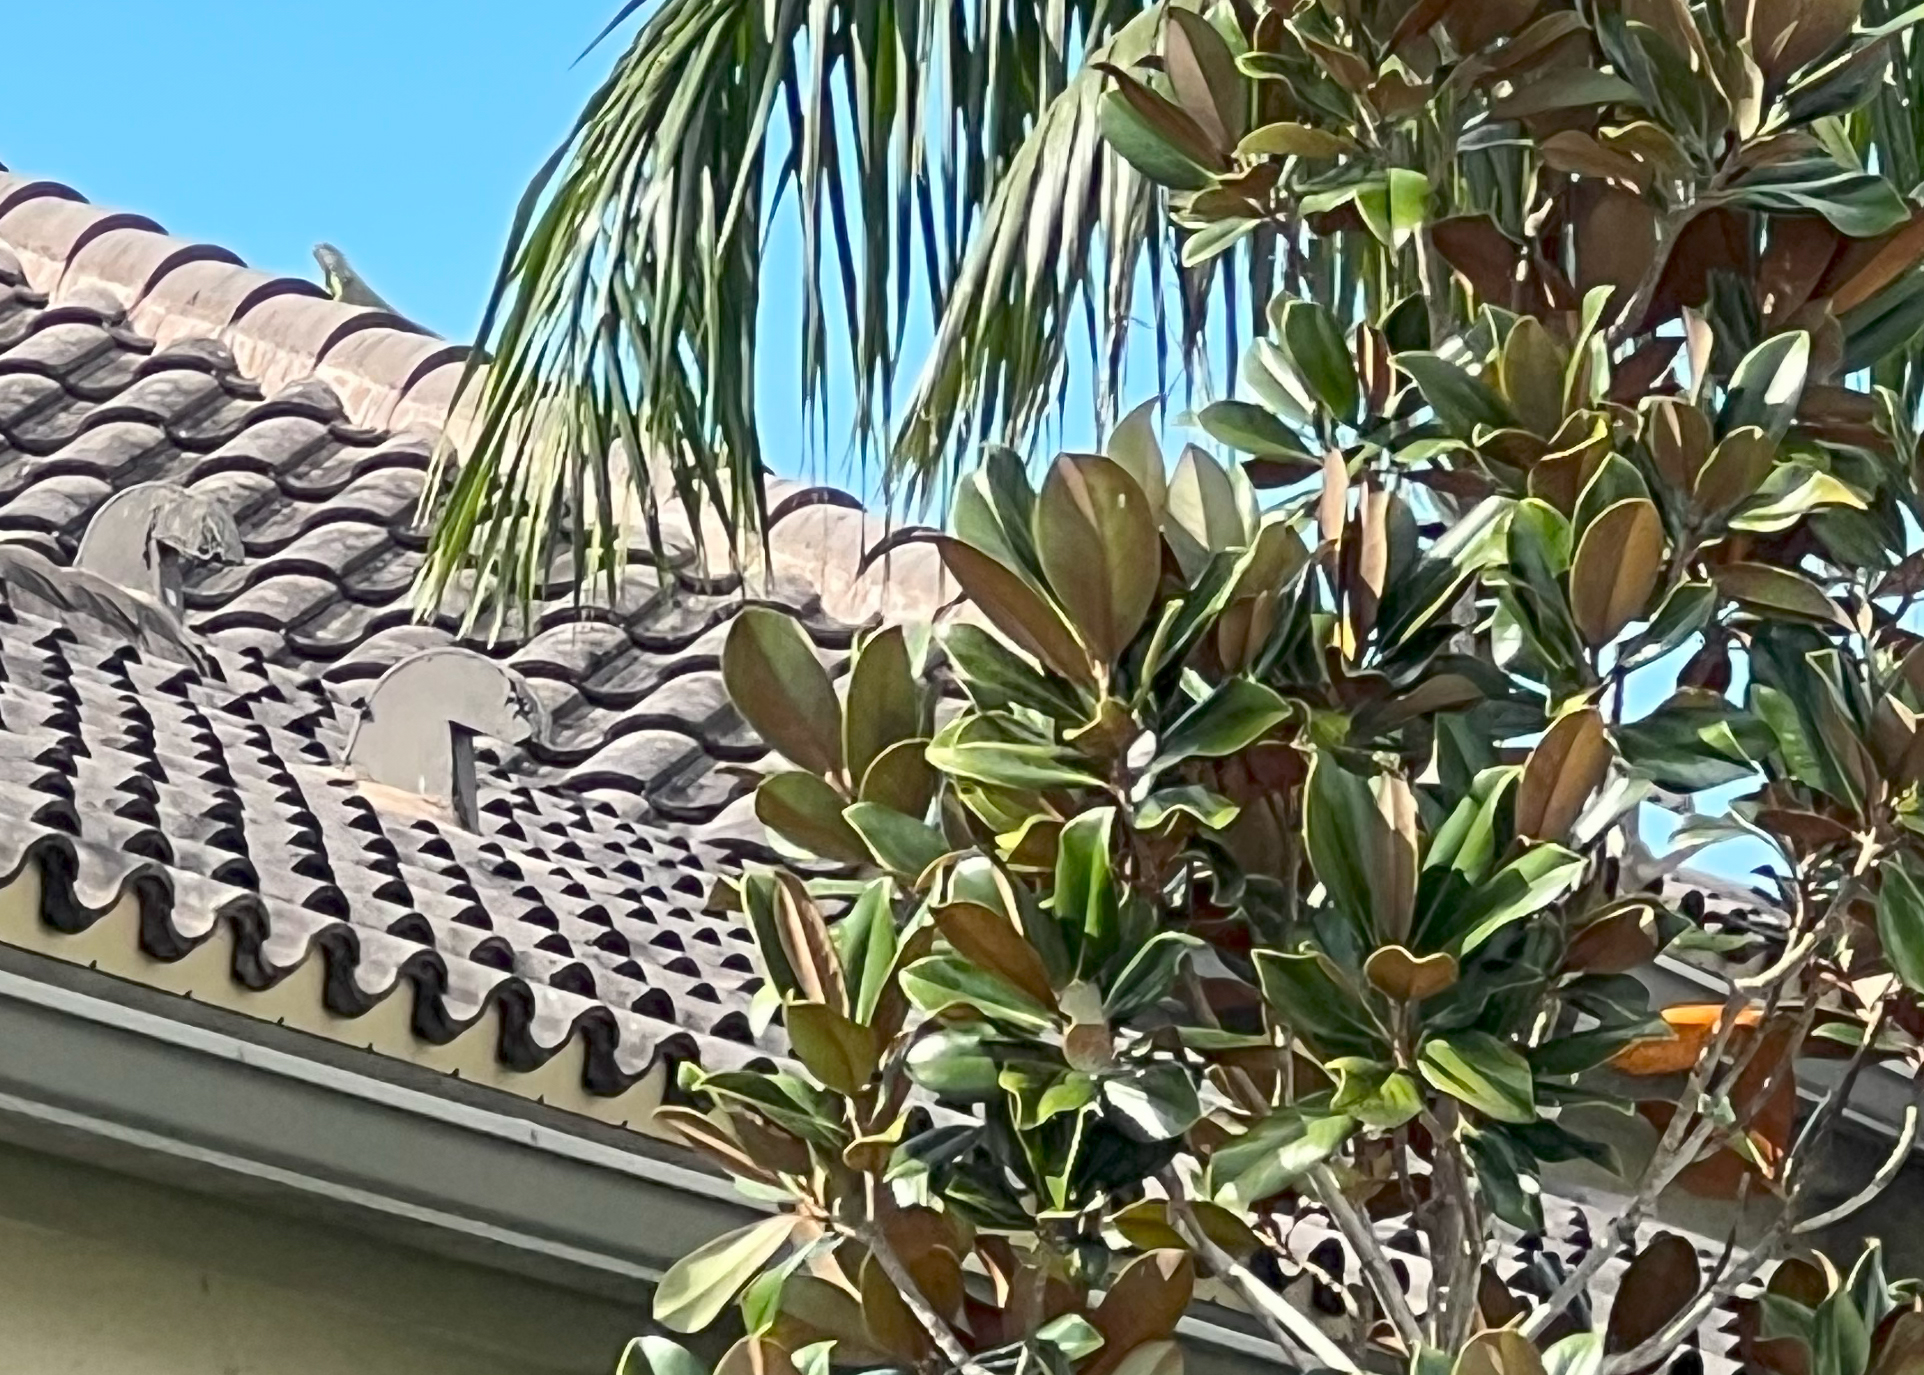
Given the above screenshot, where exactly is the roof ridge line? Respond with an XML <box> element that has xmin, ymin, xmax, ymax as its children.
<box><xmin>0</xmin><ymin>170</ymin><xmax>470</xmax><ymax>436</ymax></box>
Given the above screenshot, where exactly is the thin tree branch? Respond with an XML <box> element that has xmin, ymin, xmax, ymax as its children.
<box><xmin>852</xmin><ymin>1223</ymin><xmax>991</xmax><ymax>1375</ymax></box>
<box><xmin>1307</xmin><ymin>1163</ymin><xmax>1425</xmax><ymax>1355</ymax></box>
<box><xmin>1158</xmin><ymin>1173</ymin><xmax>1361</xmax><ymax>1374</ymax></box>
<box><xmin>1795</xmin><ymin>1095</ymin><xmax>1920</xmax><ymax>1234</ymax></box>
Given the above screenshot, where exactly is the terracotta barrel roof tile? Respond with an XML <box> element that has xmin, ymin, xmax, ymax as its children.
<box><xmin>59</xmin><ymin>226</ymin><xmax>243</xmax><ymax>312</ymax></box>
<box><xmin>315</xmin><ymin>328</ymin><xmax>469</xmax><ymax>431</ymax></box>
<box><xmin>224</xmin><ymin>291</ymin><xmax>410</xmax><ymax>403</ymax></box>
<box><xmin>0</xmin><ymin>194</ymin><xmax>163</xmax><ymax>294</ymax></box>
<box><xmin>130</xmin><ymin>259</ymin><xmax>322</xmax><ymax>348</ymax></box>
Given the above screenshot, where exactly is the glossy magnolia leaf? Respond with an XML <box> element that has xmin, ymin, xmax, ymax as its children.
<box><xmin>1196</xmin><ymin>400</ymin><xmax>1313</xmax><ymax>459</ymax></box>
<box><xmin>748</xmin><ymin>871</ymin><xmax>846</xmax><ymax>1012</ymax></box>
<box><xmin>1276</xmin><ymin>298</ymin><xmax>1360</xmax><ymax>420</ymax></box>
<box><xmin>837</xmin><ymin>880</ymin><xmax>898</xmax><ymax>1026</ymax></box>
<box><xmin>755</xmin><ymin>773</ymin><xmax>871</xmax><ymax>865</ymax></box>
<box><xmin>1107</xmin><ymin>399</ymin><xmax>1167</xmax><ymax>518</ymax></box>
<box><xmin>1728</xmin><ymin>163</ymin><xmax>1910</xmax><ymax>239</ymax></box>
<box><xmin>654</xmin><ymin>1215</ymin><xmax>803</xmax><ymax>1332</ymax></box>
<box><xmin>1616</xmin><ymin>691</ymin><xmax>1770</xmax><ymax>789</ymax></box>
<box><xmin>934</xmin><ymin>901</ymin><xmax>1058</xmax><ymax>1009</ymax></box>
<box><xmin>1541</xmin><ymin>1333</ymin><xmax>1602</xmax><ymax>1375</ymax></box>
<box><xmin>1729</xmin><ymin>467</ymin><xmax>1867</xmax><ymax>533</ymax></box>
<box><xmin>1303</xmin><ymin>753</ymin><xmax>1395</xmax><ymax>952</ymax></box>
<box><xmin>1106</xmin><ymin>931</ymin><xmax>1205</xmax><ymax>1019</ymax></box>
<box><xmin>860</xmin><ymin>738</ymin><xmax>938</xmax><ymax>817</ymax></box>
<box><xmin>1134</xmin><ymin>786</ymin><xmax>1239</xmax><ymax>833</ymax></box>
<box><xmin>942</xmin><ymin>623</ymin><xmax>1084</xmax><ymax>720</ymax></box>
<box><xmin>1606</xmin><ymin>1232</ymin><xmax>1699</xmax><ymax>1355</ymax></box>
<box><xmin>1163</xmin><ymin>8</ymin><xmax>1243</xmax><ymax>152</ymax></box>
<box><xmin>1565</xmin><ymin>902</ymin><xmax>1665</xmax><ymax>975</ymax></box>
<box><xmin>1327</xmin><ymin>1057</ymin><xmax>1425</xmax><ymax>1129</ymax></box>
<box><xmin>1456</xmin><ymin>1326</ymin><xmax>1547</xmax><ymax>1375</ymax></box>
<box><xmin>1089</xmin><ymin>1252</ymin><xmax>1195</xmax><ymax>1375</ymax></box>
<box><xmin>935</xmin><ymin>536</ymin><xmax>1094</xmax><ymax>688</ymax></box>
<box><xmin>901</xmin><ymin>955</ymin><xmax>1054</xmax><ymax>1030</ymax></box>
<box><xmin>628</xmin><ymin>1337</ymin><xmax>711</xmax><ymax>1375</ymax></box>
<box><xmin>1102</xmin><ymin>1062</ymin><xmax>1203</xmax><ymax>1141</ymax></box>
<box><xmin>1721</xmin><ymin>331</ymin><xmax>1811</xmax><ymax>442</ymax></box>
<box><xmin>1364</xmin><ymin>945</ymin><xmax>1460</xmax><ymax>1002</ymax></box>
<box><xmin>927</xmin><ymin>720</ymin><xmax>1106</xmax><ymax>791</ymax></box>
<box><xmin>1570</xmin><ymin>498</ymin><xmax>1665</xmax><ymax>647</ymax></box>
<box><xmin>1037</xmin><ymin>1315</ymin><xmax>1107</xmax><ymax>1362</ymax></box>
<box><xmin>1417</xmin><ymin>1030</ymin><xmax>1537</xmax><ymax>1124</ymax></box>
<box><xmin>1056</xmin><ymin>807</ymin><xmax>1119</xmax><ymax>969</ymax></box>
<box><xmin>844</xmin><ymin>627</ymin><xmax>921</xmax><ymax>785</ymax></box>
<box><xmin>1877</xmin><ymin>863</ymin><xmax>1924</xmax><ymax>993</ymax></box>
<box><xmin>653</xmin><ymin>1107</ymin><xmax>782</xmax><ymax>1186</ymax></box>
<box><xmin>724</xmin><ymin>609</ymin><xmax>843</xmax><ymax>777</ymax></box>
<box><xmin>786</xmin><ymin>1001</ymin><xmax>882</xmax><ymax>1096</ymax></box>
<box><xmin>1209</xmin><ymin>1108</ymin><xmax>1358</xmax><ymax>1209</ymax></box>
<box><xmin>1501</xmin><ymin>315</ymin><xmax>1567</xmax><ymax>436</ymax></box>
<box><xmin>905</xmin><ymin>1026</ymin><xmax>1003</xmax><ymax>1100</ymax></box>
<box><xmin>1237</xmin><ymin>121</ymin><xmax>1351</xmax><ymax>158</ymax></box>
<box><xmin>1516</xmin><ymin>708</ymin><xmax>1612</xmax><ymax>841</ymax></box>
<box><xmin>952</xmin><ymin>450</ymin><xmax>1043</xmax><ymax>579</ymax></box>
<box><xmin>1693</xmin><ymin>426</ymin><xmax>1776</xmax><ymax>515</ymax></box>
<box><xmin>844</xmin><ymin>802</ymin><xmax>950</xmax><ymax>884</ymax></box>
<box><xmin>1035</xmin><ymin>453</ymin><xmax>1163</xmax><ymax>666</ymax></box>
<box><xmin>1106</xmin><ymin>1341</ymin><xmax>1183</xmax><ymax>1375</ymax></box>
<box><xmin>1453</xmin><ymin>844</ymin><xmax>1587</xmax><ymax>952</ymax></box>
<box><xmin>1396</xmin><ymin>351</ymin><xmax>1517</xmax><ymax>435</ymax></box>
<box><xmin>1096</xmin><ymin>79</ymin><xmax>1218</xmax><ymax>191</ymax></box>
<box><xmin>1167</xmin><ymin>443</ymin><xmax>1257</xmax><ymax>578</ymax></box>
<box><xmin>1714</xmin><ymin>562</ymin><xmax>1851</xmax><ymax>628</ymax></box>
<box><xmin>1150</xmin><ymin>678</ymin><xmax>1291</xmax><ymax>773</ymax></box>
<box><xmin>859</xmin><ymin>1251</ymin><xmax>932</xmax><ymax>1362</ymax></box>
<box><xmin>1253</xmin><ymin>950</ymin><xmax>1385</xmax><ymax>1058</ymax></box>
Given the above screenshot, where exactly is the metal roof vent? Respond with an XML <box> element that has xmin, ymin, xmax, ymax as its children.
<box><xmin>76</xmin><ymin>482</ymin><xmax>243</xmax><ymax>616</ymax></box>
<box><xmin>346</xmin><ymin>648</ymin><xmax>548</xmax><ymax>831</ymax></box>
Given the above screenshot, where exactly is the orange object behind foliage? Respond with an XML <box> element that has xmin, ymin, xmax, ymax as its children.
<box><xmin>1613</xmin><ymin>1004</ymin><xmax>1798</xmax><ymax>1200</ymax></box>
<box><xmin>1609</xmin><ymin>1003</ymin><xmax>1762</xmax><ymax>1076</ymax></box>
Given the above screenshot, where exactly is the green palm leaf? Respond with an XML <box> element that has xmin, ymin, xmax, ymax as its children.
<box><xmin>420</xmin><ymin>0</ymin><xmax>1235</xmax><ymax>626</ymax></box>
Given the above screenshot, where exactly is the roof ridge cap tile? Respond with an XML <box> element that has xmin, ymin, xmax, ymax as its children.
<box><xmin>0</xmin><ymin>172</ymin><xmax>463</xmax><ymax>434</ymax></box>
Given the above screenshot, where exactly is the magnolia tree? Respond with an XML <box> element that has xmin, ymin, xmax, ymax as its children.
<box><xmin>632</xmin><ymin>3</ymin><xmax>1924</xmax><ymax>1374</ymax></box>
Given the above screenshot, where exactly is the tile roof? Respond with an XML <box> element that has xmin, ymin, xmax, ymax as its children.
<box><xmin>0</xmin><ymin>169</ymin><xmax>953</xmax><ymax>830</ymax></box>
<box><xmin>0</xmin><ymin>167</ymin><xmax>958</xmax><ymax>1125</ymax></box>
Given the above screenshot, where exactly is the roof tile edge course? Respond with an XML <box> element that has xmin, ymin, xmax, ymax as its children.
<box><xmin>0</xmin><ymin>844</ymin><xmax>679</xmax><ymax>1134</ymax></box>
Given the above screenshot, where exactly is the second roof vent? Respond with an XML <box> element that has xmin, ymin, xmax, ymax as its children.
<box><xmin>346</xmin><ymin>648</ymin><xmax>548</xmax><ymax>831</ymax></box>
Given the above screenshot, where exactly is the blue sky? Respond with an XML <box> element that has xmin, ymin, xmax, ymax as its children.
<box><xmin>5</xmin><ymin>1</ymin><xmax>615</xmax><ymax>342</ymax></box>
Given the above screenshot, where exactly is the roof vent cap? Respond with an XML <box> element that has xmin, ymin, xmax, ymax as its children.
<box><xmin>76</xmin><ymin>481</ymin><xmax>242</xmax><ymax>616</ymax></box>
<box><xmin>346</xmin><ymin>648</ymin><xmax>547</xmax><ymax>831</ymax></box>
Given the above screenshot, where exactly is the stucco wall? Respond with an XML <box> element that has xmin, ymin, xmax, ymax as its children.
<box><xmin>0</xmin><ymin>1138</ymin><xmax>646</xmax><ymax>1375</ymax></box>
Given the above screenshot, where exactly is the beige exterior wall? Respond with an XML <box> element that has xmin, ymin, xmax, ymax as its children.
<box><xmin>0</xmin><ymin>1138</ymin><xmax>647</xmax><ymax>1375</ymax></box>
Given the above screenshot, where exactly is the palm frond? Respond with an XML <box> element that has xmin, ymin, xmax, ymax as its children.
<box><xmin>419</xmin><ymin>0</ymin><xmax>1253</xmax><ymax>625</ymax></box>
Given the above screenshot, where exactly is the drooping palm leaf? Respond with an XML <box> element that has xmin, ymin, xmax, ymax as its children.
<box><xmin>418</xmin><ymin>0</ymin><xmax>1241</xmax><ymax>625</ymax></box>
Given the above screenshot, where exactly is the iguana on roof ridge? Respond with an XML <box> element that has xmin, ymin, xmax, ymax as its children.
<box><xmin>313</xmin><ymin>242</ymin><xmax>398</xmax><ymax>313</ymax></box>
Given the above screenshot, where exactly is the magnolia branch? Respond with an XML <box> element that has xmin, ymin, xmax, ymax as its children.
<box><xmin>1307</xmin><ymin>1163</ymin><xmax>1425</xmax><ymax>1354</ymax></box>
<box><xmin>1158</xmin><ymin>1173</ymin><xmax>1361</xmax><ymax>1374</ymax></box>
<box><xmin>850</xmin><ymin>1223</ymin><xmax>991</xmax><ymax>1375</ymax></box>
